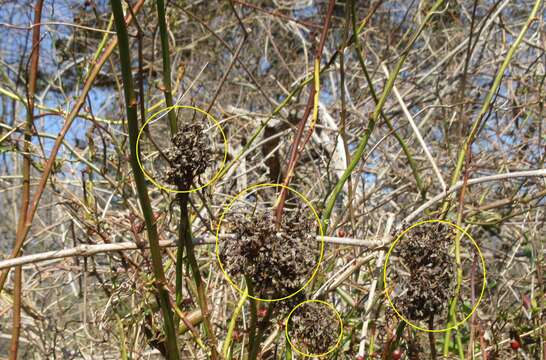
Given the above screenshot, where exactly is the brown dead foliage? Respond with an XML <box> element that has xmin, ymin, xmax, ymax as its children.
<box><xmin>162</xmin><ymin>121</ymin><xmax>211</xmax><ymax>189</ymax></box>
<box><xmin>219</xmin><ymin>209</ymin><xmax>319</xmax><ymax>299</ymax></box>
<box><xmin>391</xmin><ymin>221</ymin><xmax>457</xmax><ymax>321</ymax></box>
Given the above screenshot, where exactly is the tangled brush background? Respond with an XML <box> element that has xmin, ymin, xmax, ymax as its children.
<box><xmin>0</xmin><ymin>0</ymin><xmax>544</xmax><ymax>359</ymax></box>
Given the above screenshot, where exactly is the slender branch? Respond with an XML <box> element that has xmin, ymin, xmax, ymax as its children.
<box><xmin>404</xmin><ymin>169</ymin><xmax>546</xmax><ymax>224</ymax></box>
<box><xmin>155</xmin><ymin>0</ymin><xmax>177</xmax><ymax>132</ymax></box>
<box><xmin>177</xmin><ymin>194</ymin><xmax>219</xmax><ymax>358</ymax></box>
<box><xmin>222</xmin><ymin>290</ymin><xmax>248</xmax><ymax>358</ymax></box>
<box><xmin>0</xmin><ymin>235</ymin><xmax>387</xmax><ymax>271</ymax></box>
<box><xmin>231</xmin><ymin>0</ymin><xmax>322</xmax><ymax>30</ymax></box>
<box><xmin>321</xmin><ymin>0</ymin><xmax>446</xmax><ymax>230</ymax></box>
<box><xmin>358</xmin><ymin>215</ymin><xmax>394</xmax><ymax>358</ymax></box>
<box><xmin>0</xmin><ymin>170</ymin><xmax>542</xmax><ymax>272</ymax></box>
<box><xmin>474</xmin><ymin>323</ymin><xmax>546</xmax><ymax>357</ymax></box>
<box><xmin>275</xmin><ymin>0</ymin><xmax>335</xmax><ymax>221</ymax></box>
<box><xmin>0</xmin><ymin>0</ymin><xmax>146</xmax><ymax>294</ymax></box>
<box><xmin>442</xmin><ymin>0</ymin><xmax>543</xmax><ymax>212</ymax></box>
<box><xmin>381</xmin><ymin>63</ymin><xmax>447</xmax><ymax>192</ymax></box>
<box><xmin>350</xmin><ymin>0</ymin><xmax>425</xmax><ymax>198</ymax></box>
<box><xmin>10</xmin><ymin>0</ymin><xmax>43</xmax><ymax>357</ymax></box>
<box><xmin>246</xmin><ymin>277</ymin><xmax>258</xmax><ymax>360</ymax></box>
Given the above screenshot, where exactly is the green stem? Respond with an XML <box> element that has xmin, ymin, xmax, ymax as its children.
<box><xmin>155</xmin><ymin>0</ymin><xmax>177</xmax><ymax>133</ymax></box>
<box><xmin>443</xmin><ymin>227</ymin><xmax>466</xmax><ymax>359</ymax></box>
<box><xmin>322</xmin><ymin>0</ymin><xmax>445</xmax><ymax>230</ymax></box>
<box><xmin>441</xmin><ymin>0</ymin><xmax>543</xmax><ymax>214</ymax></box>
<box><xmin>175</xmin><ymin>200</ymin><xmax>185</xmax><ymax>309</ymax></box>
<box><xmin>110</xmin><ymin>1</ymin><xmax>179</xmax><ymax>358</ymax></box>
<box><xmin>179</xmin><ymin>193</ymin><xmax>219</xmax><ymax>358</ymax></box>
<box><xmin>350</xmin><ymin>0</ymin><xmax>425</xmax><ymax>198</ymax></box>
<box><xmin>115</xmin><ymin>314</ymin><xmax>129</xmax><ymax>360</ymax></box>
<box><xmin>250</xmin><ymin>303</ymin><xmax>273</xmax><ymax>360</ymax></box>
<box><xmin>223</xmin><ymin>290</ymin><xmax>248</xmax><ymax>358</ymax></box>
<box><xmin>91</xmin><ymin>15</ymin><xmax>114</xmax><ymax>66</ymax></box>
<box><xmin>247</xmin><ymin>301</ymin><xmax>258</xmax><ymax>360</ymax></box>
<box><xmin>246</xmin><ymin>277</ymin><xmax>258</xmax><ymax>360</ymax></box>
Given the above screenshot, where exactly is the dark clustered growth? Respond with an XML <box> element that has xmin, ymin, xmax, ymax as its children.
<box><xmin>288</xmin><ymin>302</ymin><xmax>339</xmax><ymax>355</ymax></box>
<box><xmin>162</xmin><ymin>122</ymin><xmax>211</xmax><ymax>189</ymax></box>
<box><xmin>392</xmin><ymin>221</ymin><xmax>456</xmax><ymax>321</ymax></box>
<box><xmin>219</xmin><ymin>209</ymin><xmax>318</xmax><ymax>299</ymax></box>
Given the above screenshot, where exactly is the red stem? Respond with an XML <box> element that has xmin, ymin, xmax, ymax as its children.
<box><xmin>10</xmin><ymin>0</ymin><xmax>44</xmax><ymax>358</ymax></box>
<box><xmin>275</xmin><ymin>0</ymin><xmax>336</xmax><ymax>223</ymax></box>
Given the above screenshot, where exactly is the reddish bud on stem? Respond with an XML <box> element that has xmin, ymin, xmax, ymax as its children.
<box><xmin>510</xmin><ymin>339</ymin><xmax>520</xmax><ymax>350</ymax></box>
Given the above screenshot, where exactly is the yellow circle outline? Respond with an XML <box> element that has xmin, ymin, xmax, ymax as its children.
<box><xmin>136</xmin><ymin>105</ymin><xmax>228</xmax><ymax>194</ymax></box>
<box><xmin>215</xmin><ymin>183</ymin><xmax>324</xmax><ymax>302</ymax></box>
<box><xmin>285</xmin><ymin>299</ymin><xmax>343</xmax><ymax>358</ymax></box>
<box><xmin>383</xmin><ymin>219</ymin><xmax>487</xmax><ymax>333</ymax></box>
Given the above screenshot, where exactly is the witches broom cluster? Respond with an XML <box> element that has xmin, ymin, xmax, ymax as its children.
<box><xmin>155</xmin><ymin>115</ymin><xmax>337</xmax><ymax>355</ymax></box>
<box><xmin>161</xmin><ymin>122</ymin><xmax>211</xmax><ymax>189</ymax></box>
<box><xmin>219</xmin><ymin>209</ymin><xmax>317</xmax><ymax>299</ymax></box>
<box><xmin>287</xmin><ymin>301</ymin><xmax>340</xmax><ymax>355</ymax></box>
<box><xmin>218</xmin><ymin>207</ymin><xmax>340</xmax><ymax>355</ymax></box>
<box><xmin>391</xmin><ymin>221</ymin><xmax>457</xmax><ymax>321</ymax></box>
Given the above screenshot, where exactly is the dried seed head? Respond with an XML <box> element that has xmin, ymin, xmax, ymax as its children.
<box><xmin>162</xmin><ymin>122</ymin><xmax>211</xmax><ymax>189</ymax></box>
<box><xmin>391</xmin><ymin>221</ymin><xmax>457</xmax><ymax>321</ymax></box>
<box><xmin>288</xmin><ymin>302</ymin><xmax>340</xmax><ymax>355</ymax></box>
<box><xmin>219</xmin><ymin>209</ymin><xmax>319</xmax><ymax>299</ymax></box>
